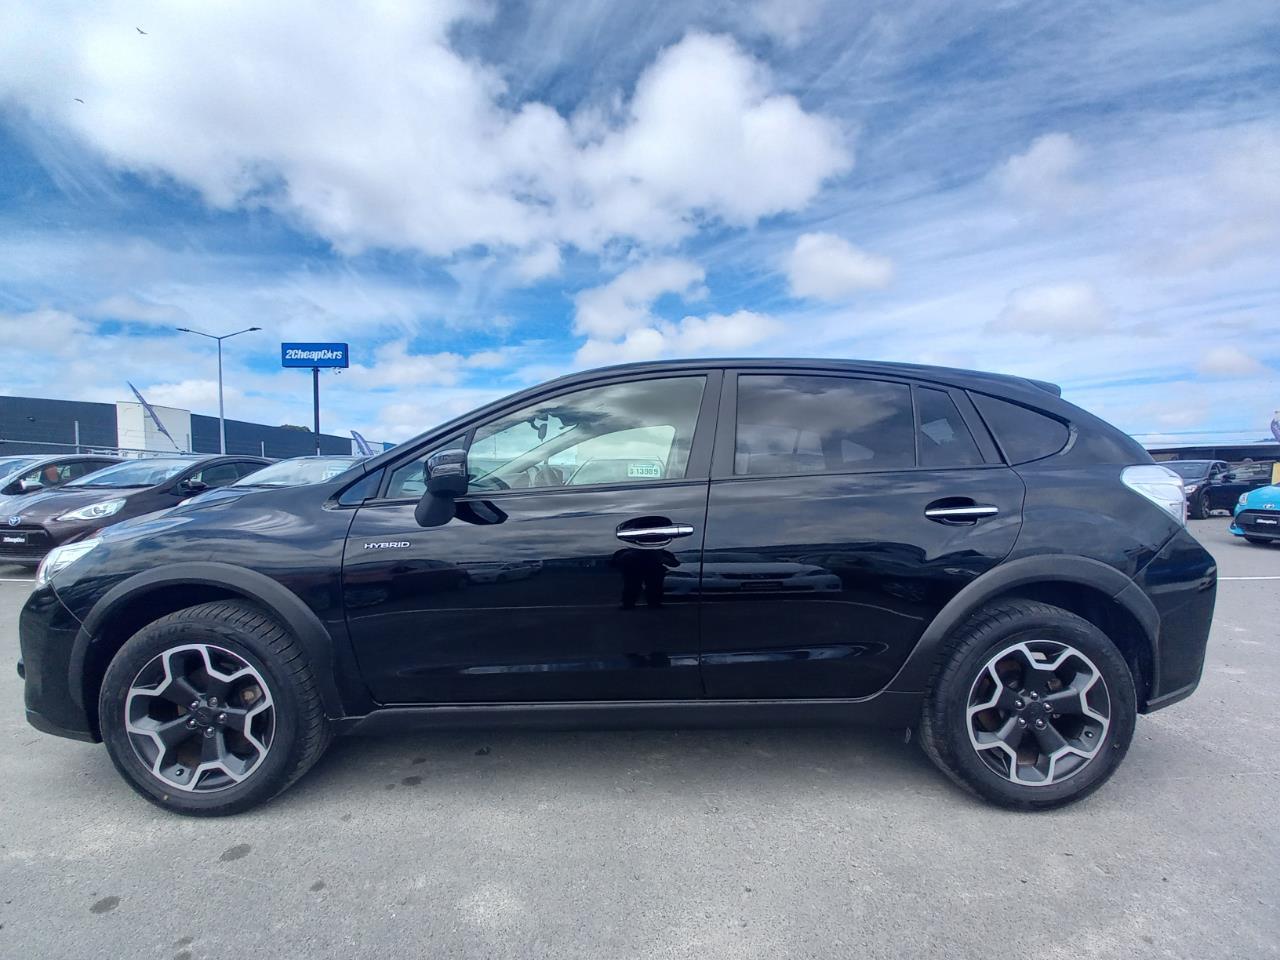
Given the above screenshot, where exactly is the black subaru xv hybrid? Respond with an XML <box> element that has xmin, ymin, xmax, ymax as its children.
<box><xmin>18</xmin><ymin>359</ymin><xmax>1215</xmax><ymax>816</ymax></box>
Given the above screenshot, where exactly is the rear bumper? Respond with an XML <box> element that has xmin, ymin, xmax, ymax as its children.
<box><xmin>1128</xmin><ymin>527</ymin><xmax>1217</xmax><ymax>712</ymax></box>
<box><xmin>19</xmin><ymin>584</ymin><xmax>98</xmax><ymax>742</ymax></box>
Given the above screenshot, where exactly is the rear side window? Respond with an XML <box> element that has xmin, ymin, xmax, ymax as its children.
<box><xmin>916</xmin><ymin>388</ymin><xmax>983</xmax><ymax>467</ymax></box>
<box><xmin>970</xmin><ymin>393</ymin><xmax>1069</xmax><ymax>464</ymax></box>
<box><xmin>735</xmin><ymin>375</ymin><xmax>915</xmax><ymax>476</ymax></box>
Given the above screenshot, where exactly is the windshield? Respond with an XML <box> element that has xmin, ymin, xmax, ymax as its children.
<box><xmin>0</xmin><ymin>456</ymin><xmax>39</xmax><ymax>480</ymax></box>
<box><xmin>1165</xmin><ymin>461</ymin><xmax>1212</xmax><ymax>479</ymax></box>
<box><xmin>231</xmin><ymin>457</ymin><xmax>360</xmax><ymax>487</ymax></box>
<box><xmin>66</xmin><ymin>458</ymin><xmax>199</xmax><ymax>488</ymax></box>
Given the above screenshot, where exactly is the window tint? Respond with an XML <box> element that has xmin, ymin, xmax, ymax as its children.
<box><xmin>917</xmin><ymin>388</ymin><xmax>983</xmax><ymax>467</ymax></box>
<box><xmin>734</xmin><ymin>375</ymin><xmax>914</xmax><ymax>476</ymax></box>
<box><xmin>64</xmin><ymin>461</ymin><xmax>102</xmax><ymax>480</ymax></box>
<box><xmin>195</xmin><ymin>463</ymin><xmax>240</xmax><ymax>488</ymax></box>
<box><xmin>970</xmin><ymin>393</ymin><xmax>1069</xmax><ymax>464</ymax></box>
<box><xmin>467</xmin><ymin>376</ymin><xmax>705</xmax><ymax>492</ymax></box>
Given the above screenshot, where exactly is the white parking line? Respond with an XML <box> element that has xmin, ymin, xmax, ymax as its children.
<box><xmin>0</xmin><ymin>577</ymin><xmax>33</xmax><ymax>583</ymax></box>
<box><xmin>1219</xmin><ymin>576</ymin><xmax>1280</xmax><ymax>581</ymax></box>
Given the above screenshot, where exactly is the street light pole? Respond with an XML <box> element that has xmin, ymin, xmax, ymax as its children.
<box><xmin>175</xmin><ymin>326</ymin><xmax>261</xmax><ymax>454</ymax></box>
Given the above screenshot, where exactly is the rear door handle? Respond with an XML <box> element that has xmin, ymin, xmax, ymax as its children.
<box><xmin>924</xmin><ymin>501</ymin><xmax>999</xmax><ymax>524</ymax></box>
<box><xmin>615</xmin><ymin>523</ymin><xmax>695</xmax><ymax>545</ymax></box>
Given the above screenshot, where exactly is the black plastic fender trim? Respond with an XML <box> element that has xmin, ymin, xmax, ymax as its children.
<box><xmin>69</xmin><ymin>562</ymin><xmax>347</xmax><ymax>720</ymax></box>
<box><xmin>885</xmin><ymin>554</ymin><xmax>1159</xmax><ymax>698</ymax></box>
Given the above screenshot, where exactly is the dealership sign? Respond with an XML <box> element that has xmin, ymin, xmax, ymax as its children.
<box><xmin>281</xmin><ymin>342</ymin><xmax>350</xmax><ymax>368</ymax></box>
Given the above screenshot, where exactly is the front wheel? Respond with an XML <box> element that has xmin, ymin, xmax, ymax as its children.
<box><xmin>920</xmin><ymin>599</ymin><xmax>1136</xmax><ymax>810</ymax></box>
<box><xmin>99</xmin><ymin>600</ymin><xmax>331</xmax><ymax>816</ymax></box>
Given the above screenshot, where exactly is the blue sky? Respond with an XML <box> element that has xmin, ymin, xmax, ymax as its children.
<box><xmin>0</xmin><ymin>0</ymin><xmax>1277</xmax><ymax>445</ymax></box>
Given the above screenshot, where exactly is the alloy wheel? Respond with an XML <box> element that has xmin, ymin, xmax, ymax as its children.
<box><xmin>124</xmin><ymin>644</ymin><xmax>275</xmax><ymax>793</ymax></box>
<box><xmin>966</xmin><ymin>639</ymin><xmax>1110</xmax><ymax>786</ymax></box>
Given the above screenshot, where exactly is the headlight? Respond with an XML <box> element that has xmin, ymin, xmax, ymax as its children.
<box><xmin>1238</xmin><ymin>493</ymin><xmax>1249</xmax><ymax>505</ymax></box>
<box><xmin>35</xmin><ymin>538</ymin><xmax>101</xmax><ymax>587</ymax></box>
<box><xmin>1184</xmin><ymin>483</ymin><xmax>1200</xmax><ymax>493</ymax></box>
<box><xmin>55</xmin><ymin>498</ymin><xmax>126</xmax><ymax>522</ymax></box>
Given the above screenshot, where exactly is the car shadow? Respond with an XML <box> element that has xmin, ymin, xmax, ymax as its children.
<box><xmin>271</xmin><ymin>723</ymin><xmax>974</xmax><ymax>813</ymax></box>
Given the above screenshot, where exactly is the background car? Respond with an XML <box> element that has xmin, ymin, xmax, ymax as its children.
<box><xmin>0</xmin><ymin>454</ymin><xmax>268</xmax><ymax>566</ymax></box>
<box><xmin>1230</xmin><ymin>484</ymin><xmax>1280</xmax><ymax>545</ymax></box>
<box><xmin>0</xmin><ymin>455</ymin><xmax>122</xmax><ymax>508</ymax></box>
<box><xmin>1163</xmin><ymin>459</ymin><xmax>1271</xmax><ymax>518</ymax></box>
<box><xmin>178</xmin><ymin>455</ymin><xmax>365</xmax><ymax>507</ymax></box>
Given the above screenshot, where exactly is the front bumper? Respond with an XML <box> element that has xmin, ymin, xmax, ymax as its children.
<box><xmin>1126</xmin><ymin>526</ymin><xmax>1217</xmax><ymax>712</ymax></box>
<box><xmin>1231</xmin><ymin>509</ymin><xmax>1280</xmax><ymax>540</ymax></box>
<box><xmin>19</xmin><ymin>584</ymin><xmax>99</xmax><ymax>742</ymax></box>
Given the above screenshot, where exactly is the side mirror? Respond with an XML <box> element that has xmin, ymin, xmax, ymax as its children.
<box><xmin>179</xmin><ymin>478</ymin><xmax>208</xmax><ymax>494</ymax></box>
<box><xmin>18</xmin><ymin>479</ymin><xmax>42</xmax><ymax>493</ymax></box>
<box><xmin>1222</xmin><ymin>472</ymin><xmax>1236</xmax><ymax>482</ymax></box>
<box><xmin>415</xmin><ymin>448</ymin><xmax>468</xmax><ymax>527</ymax></box>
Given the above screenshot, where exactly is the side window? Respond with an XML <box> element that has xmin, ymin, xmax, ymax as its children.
<box><xmin>385</xmin><ymin>437</ymin><xmax>464</xmax><ymax>500</ymax></box>
<box><xmin>917</xmin><ymin>388</ymin><xmax>983</xmax><ymax>467</ymax></box>
<box><xmin>194</xmin><ymin>463</ymin><xmax>240</xmax><ymax>488</ymax></box>
<box><xmin>64</xmin><ymin>461</ymin><xmax>98</xmax><ymax>481</ymax></box>
<box><xmin>467</xmin><ymin>376</ymin><xmax>705</xmax><ymax>492</ymax></box>
<box><xmin>734</xmin><ymin>375</ymin><xmax>914</xmax><ymax>476</ymax></box>
<box><xmin>970</xmin><ymin>393</ymin><xmax>1070</xmax><ymax>464</ymax></box>
<box><xmin>232</xmin><ymin>461</ymin><xmax>266</xmax><ymax>480</ymax></box>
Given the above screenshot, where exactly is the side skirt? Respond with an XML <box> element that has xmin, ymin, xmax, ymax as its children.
<box><xmin>335</xmin><ymin>692</ymin><xmax>922</xmax><ymax>736</ymax></box>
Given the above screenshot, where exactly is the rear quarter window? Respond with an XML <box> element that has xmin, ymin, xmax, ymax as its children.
<box><xmin>970</xmin><ymin>393</ymin><xmax>1069</xmax><ymax>464</ymax></box>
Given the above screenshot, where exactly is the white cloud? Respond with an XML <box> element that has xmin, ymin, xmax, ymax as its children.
<box><xmin>572</xmin><ymin>258</ymin><xmax>706</xmax><ymax>341</ymax></box>
<box><xmin>1196</xmin><ymin>346</ymin><xmax>1270</xmax><ymax>379</ymax></box>
<box><xmin>989</xmin><ymin>282</ymin><xmax>1110</xmax><ymax>340</ymax></box>
<box><xmin>513</xmin><ymin>243</ymin><xmax>562</xmax><ymax>283</ymax></box>
<box><xmin>749</xmin><ymin>0</ymin><xmax>828</xmax><ymax>47</ymax></box>
<box><xmin>576</xmin><ymin>310</ymin><xmax>781</xmax><ymax>366</ymax></box>
<box><xmin>785</xmin><ymin>232</ymin><xmax>893</xmax><ymax>300</ymax></box>
<box><xmin>0</xmin><ymin>12</ymin><xmax>849</xmax><ymax>259</ymax></box>
<box><xmin>995</xmin><ymin>133</ymin><xmax>1089</xmax><ymax>212</ymax></box>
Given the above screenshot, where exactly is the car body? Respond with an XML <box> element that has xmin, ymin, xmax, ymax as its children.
<box><xmin>0</xmin><ymin>455</ymin><xmax>122</xmax><ymax>508</ymax></box>
<box><xmin>1163</xmin><ymin>459</ymin><xmax>1272</xmax><ymax>519</ymax></box>
<box><xmin>1230</xmin><ymin>484</ymin><xmax>1280</xmax><ymax>544</ymax></box>
<box><xmin>0</xmin><ymin>454</ymin><xmax>269</xmax><ymax>565</ymax></box>
<box><xmin>18</xmin><ymin>358</ymin><xmax>1216</xmax><ymax>814</ymax></box>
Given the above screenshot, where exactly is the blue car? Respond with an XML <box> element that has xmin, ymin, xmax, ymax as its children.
<box><xmin>1231</xmin><ymin>484</ymin><xmax>1280</xmax><ymax>544</ymax></box>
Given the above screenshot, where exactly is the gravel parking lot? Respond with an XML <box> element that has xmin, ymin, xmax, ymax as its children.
<box><xmin>0</xmin><ymin>519</ymin><xmax>1276</xmax><ymax>959</ymax></box>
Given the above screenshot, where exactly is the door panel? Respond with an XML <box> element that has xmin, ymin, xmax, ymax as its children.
<box><xmin>343</xmin><ymin>483</ymin><xmax>708</xmax><ymax>703</ymax></box>
<box><xmin>698</xmin><ymin>468</ymin><xmax>1024</xmax><ymax>699</ymax></box>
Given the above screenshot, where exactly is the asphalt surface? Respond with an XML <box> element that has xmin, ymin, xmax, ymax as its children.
<box><xmin>0</xmin><ymin>518</ymin><xmax>1277</xmax><ymax>959</ymax></box>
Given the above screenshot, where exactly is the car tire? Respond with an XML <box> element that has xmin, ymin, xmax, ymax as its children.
<box><xmin>1188</xmin><ymin>494</ymin><xmax>1207</xmax><ymax>520</ymax></box>
<box><xmin>99</xmin><ymin>600</ymin><xmax>331</xmax><ymax>816</ymax></box>
<box><xmin>919</xmin><ymin>599</ymin><xmax>1136</xmax><ymax>810</ymax></box>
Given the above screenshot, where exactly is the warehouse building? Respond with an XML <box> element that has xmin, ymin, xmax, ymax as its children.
<box><xmin>0</xmin><ymin>394</ymin><xmax>353</xmax><ymax>459</ymax></box>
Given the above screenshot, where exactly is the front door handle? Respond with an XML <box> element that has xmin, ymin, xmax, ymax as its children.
<box><xmin>924</xmin><ymin>500</ymin><xmax>999</xmax><ymax>524</ymax></box>
<box><xmin>615</xmin><ymin>523</ymin><xmax>695</xmax><ymax>546</ymax></box>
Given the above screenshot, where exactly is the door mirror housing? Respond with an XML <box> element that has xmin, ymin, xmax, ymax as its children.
<box><xmin>18</xmin><ymin>479</ymin><xmax>42</xmax><ymax>493</ymax></box>
<box><xmin>178</xmin><ymin>478</ymin><xmax>208</xmax><ymax>494</ymax></box>
<box><xmin>415</xmin><ymin>448</ymin><xmax>468</xmax><ymax>527</ymax></box>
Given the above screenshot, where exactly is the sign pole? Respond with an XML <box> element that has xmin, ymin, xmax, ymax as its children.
<box><xmin>280</xmin><ymin>342</ymin><xmax>348</xmax><ymax>455</ymax></box>
<box><xmin>312</xmin><ymin>366</ymin><xmax>321</xmax><ymax>455</ymax></box>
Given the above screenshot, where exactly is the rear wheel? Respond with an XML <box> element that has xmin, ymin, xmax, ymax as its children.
<box><xmin>99</xmin><ymin>600</ymin><xmax>330</xmax><ymax>816</ymax></box>
<box><xmin>920</xmin><ymin>599</ymin><xmax>1136</xmax><ymax>810</ymax></box>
